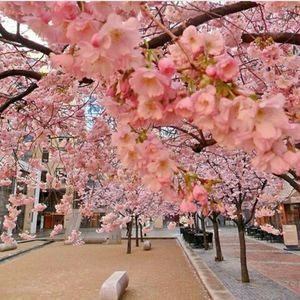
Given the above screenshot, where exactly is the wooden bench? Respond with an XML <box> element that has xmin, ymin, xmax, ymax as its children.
<box><xmin>99</xmin><ymin>271</ymin><xmax>129</xmax><ymax>300</ymax></box>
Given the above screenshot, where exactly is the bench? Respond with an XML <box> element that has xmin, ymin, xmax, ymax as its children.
<box><xmin>99</xmin><ymin>271</ymin><xmax>129</xmax><ymax>300</ymax></box>
<box><xmin>0</xmin><ymin>242</ymin><xmax>17</xmax><ymax>252</ymax></box>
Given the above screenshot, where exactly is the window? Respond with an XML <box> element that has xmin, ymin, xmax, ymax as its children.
<box><xmin>41</xmin><ymin>148</ymin><xmax>49</xmax><ymax>163</ymax></box>
<box><xmin>41</xmin><ymin>170</ymin><xmax>47</xmax><ymax>183</ymax></box>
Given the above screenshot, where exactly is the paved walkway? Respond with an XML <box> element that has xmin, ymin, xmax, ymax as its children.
<box><xmin>0</xmin><ymin>240</ymin><xmax>210</xmax><ymax>300</ymax></box>
<box><xmin>32</xmin><ymin>227</ymin><xmax>181</xmax><ymax>240</ymax></box>
<box><xmin>0</xmin><ymin>240</ymin><xmax>51</xmax><ymax>263</ymax></box>
<box><xmin>190</xmin><ymin>227</ymin><xmax>300</xmax><ymax>300</ymax></box>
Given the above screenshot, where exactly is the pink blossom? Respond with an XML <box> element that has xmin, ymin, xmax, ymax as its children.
<box><xmin>1</xmin><ymin>232</ymin><xmax>15</xmax><ymax>245</ymax></box>
<box><xmin>181</xmin><ymin>26</ymin><xmax>202</xmax><ymax>54</ymax></box>
<box><xmin>205</xmin><ymin>65</ymin><xmax>216</xmax><ymax>78</ymax></box>
<box><xmin>50</xmin><ymin>224</ymin><xmax>63</xmax><ymax>238</ymax></box>
<box><xmin>261</xmin><ymin>45</ymin><xmax>283</xmax><ymax>66</ymax></box>
<box><xmin>19</xmin><ymin>231</ymin><xmax>36</xmax><ymax>240</ymax></box>
<box><xmin>255</xmin><ymin>207</ymin><xmax>275</xmax><ymax>218</ymax></box>
<box><xmin>252</xmin><ymin>151</ymin><xmax>290</xmax><ymax>175</ymax></box>
<box><xmin>129</xmin><ymin>67</ymin><xmax>170</xmax><ymax>98</ymax></box>
<box><xmin>193</xmin><ymin>185</ymin><xmax>208</xmax><ymax>206</ymax></box>
<box><xmin>77</xmin><ymin>42</ymin><xmax>114</xmax><ymax>79</ymax></box>
<box><xmin>158</xmin><ymin>57</ymin><xmax>176</xmax><ymax>77</ymax></box>
<box><xmin>32</xmin><ymin>203</ymin><xmax>47</xmax><ymax>213</ymax></box>
<box><xmin>137</xmin><ymin>96</ymin><xmax>163</xmax><ymax>120</ymax></box>
<box><xmin>79</xmin><ymin>202</ymin><xmax>94</xmax><ymax>218</ymax></box>
<box><xmin>167</xmin><ymin>221</ymin><xmax>177</xmax><ymax>230</ymax></box>
<box><xmin>214</xmin><ymin>55</ymin><xmax>239</xmax><ymax>82</ymax></box>
<box><xmin>175</xmin><ymin>97</ymin><xmax>194</xmax><ymax>118</ymax></box>
<box><xmin>53</xmin><ymin>2</ymin><xmax>79</xmax><ymax>21</ymax></box>
<box><xmin>180</xmin><ymin>201</ymin><xmax>197</xmax><ymax>213</ymax></box>
<box><xmin>3</xmin><ymin>215</ymin><xmax>16</xmax><ymax>230</ymax></box>
<box><xmin>201</xmin><ymin>31</ymin><xmax>224</xmax><ymax>56</ymax></box>
<box><xmin>192</xmin><ymin>86</ymin><xmax>216</xmax><ymax>115</ymax></box>
<box><xmin>67</xmin><ymin>230</ymin><xmax>85</xmax><ymax>246</ymax></box>
<box><xmin>0</xmin><ymin>179</ymin><xmax>12</xmax><ymax>186</ymax></box>
<box><xmin>260</xmin><ymin>224</ymin><xmax>281</xmax><ymax>235</ymax></box>
<box><xmin>111</xmin><ymin>126</ymin><xmax>136</xmax><ymax>151</ymax></box>
<box><xmin>9</xmin><ymin>194</ymin><xmax>34</xmax><ymax>206</ymax></box>
<box><xmin>55</xmin><ymin>194</ymin><xmax>72</xmax><ymax>215</ymax></box>
<box><xmin>94</xmin><ymin>13</ymin><xmax>140</xmax><ymax>59</ymax></box>
<box><xmin>50</xmin><ymin>54</ymin><xmax>75</xmax><ymax>71</ymax></box>
<box><xmin>66</xmin><ymin>13</ymin><xmax>100</xmax><ymax>43</ymax></box>
<box><xmin>142</xmin><ymin>174</ymin><xmax>162</xmax><ymax>192</ymax></box>
<box><xmin>147</xmin><ymin>151</ymin><xmax>178</xmax><ymax>180</ymax></box>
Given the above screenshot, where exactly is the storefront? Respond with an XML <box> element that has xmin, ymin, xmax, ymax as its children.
<box><xmin>40</xmin><ymin>188</ymin><xmax>65</xmax><ymax>230</ymax></box>
<box><xmin>280</xmin><ymin>191</ymin><xmax>300</xmax><ymax>239</ymax></box>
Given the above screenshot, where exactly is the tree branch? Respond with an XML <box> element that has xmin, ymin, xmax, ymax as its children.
<box><xmin>242</xmin><ymin>32</ymin><xmax>300</xmax><ymax>45</ymax></box>
<box><xmin>0</xmin><ymin>69</ymin><xmax>42</xmax><ymax>81</ymax></box>
<box><xmin>147</xmin><ymin>1</ymin><xmax>259</xmax><ymax>49</ymax></box>
<box><xmin>0</xmin><ymin>82</ymin><xmax>38</xmax><ymax>114</ymax></box>
<box><xmin>0</xmin><ymin>23</ymin><xmax>53</xmax><ymax>56</ymax></box>
<box><xmin>192</xmin><ymin>138</ymin><xmax>217</xmax><ymax>153</ymax></box>
<box><xmin>276</xmin><ymin>174</ymin><xmax>300</xmax><ymax>193</ymax></box>
<box><xmin>245</xmin><ymin>179</ymin><xmax>267</xmax><ymax>225</ymax></box>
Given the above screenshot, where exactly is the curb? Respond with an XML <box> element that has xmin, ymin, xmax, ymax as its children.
<box><xmin>177</xmin><ymin>237</ymin><xmax>236</xmax><ymax>300</ymax></box>
<box><xmin>0</xmin><ymin>240</ymin><xmax>53</xmax><ymax>263</ymax></box>
<box><xmin>121</xmin><ymin>236</ymin><xmax>177</xmax><ymax>240</ymax></box>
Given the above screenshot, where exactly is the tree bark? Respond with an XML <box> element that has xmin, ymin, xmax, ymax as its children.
<box><xmin>194</xmin><ymin>212</ymin><xmax>200</xmax><ymax>232</ymax></box>
<box><xmin>212</xmin><ymin>213</ymin><xmax>223</xmax><ymax>261</ymax></box>
<box><xmin>135</xmin><ymin>215</ymin><xmax>139</xmax><ymax>247</ymax></box>
<box><xmin>0</xmin><ymin>23</ymin><xmax>53</xmax><ymax>55</ymax></box>
<box><xmin>237</xmin><ymin>213</ymin><xmax>250</xmax><ymax>283</ymax></box>
<box><xmin>127</xmin><ymin>220</ymin><xmax>133</xmax><ymax>254</ymax></box>
<box><xmin>200</xmin><ymin>215</ymin><xmax>209</xmax><ymax>250</ymax></box>
<box><xmin>241</xmin><ymin>32</ymin><xmax>300</xmax><ymax>46</ymax></box>
<box><xmin>147</xmin><ymin>1</ymin><xmax>259</xmax><ymax>49</ymax></box>
<box><xmin>140</xmin><ymin>223</ymin><xmax>144</xmax><ymax>242</ymax></box>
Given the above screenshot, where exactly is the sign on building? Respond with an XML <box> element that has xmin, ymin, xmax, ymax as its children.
<box><xmin>282</xmin><ymin>225</ymin><xmax>299</xmax><ymax>247</ymax></box>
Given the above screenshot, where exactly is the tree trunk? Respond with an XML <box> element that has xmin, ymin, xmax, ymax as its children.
<box><xmin>127</xmin><ymin>220</ymin><xmax>133</xmax><ymax>254</ymax></box>
<box><xmin>237</xmin><ymin>214</ymin><xmax>250</xmax><ymax>283</ymax></box>
<box><xmin>140</xmin><ymin>223</ymin><xmax>144</xmax><ymax>242</ymax></box>
<box><xmin>212</xmin><ymin>214</ymin><xmax>223</xmax><ymax>261</ymax></box>
<box><xmin>200</xmin><ymin>216</ymin><xmax>209</xmax><ymax>250</ymax></box>
<box><xmin>135</xmin><ymin>215</ymin><xmax>139</xmax><ymax>247</ymax></box>
<box><xmin>194</xmin><ymin>213</ymin><xmax>199</xmax><ymax>232</ymax></box>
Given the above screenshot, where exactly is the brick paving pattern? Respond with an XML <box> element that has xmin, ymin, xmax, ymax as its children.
<box><xmin>190</xmin><ymin>227</ymin><xmax>300</xmax><ymax>300</ymax></box>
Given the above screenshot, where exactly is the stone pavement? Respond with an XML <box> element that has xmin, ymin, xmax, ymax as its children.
<box><xmin>189</xmin><ymin>227</ymin><xmax>300</xmax><ymax>300</ymax></box>
<box><xmin>34</xmin><ymin>227</ymin><xmax>181</xmax><ymax>240</ymax></box>
<box><xmin>0</xmin><ymin>240</ymin><xmax>210</xmax><ymax>300</ymax></box>
<box><xmin>0</xmin><ymin>240</ymin><xmax>52</xmax><ymax>263</ymax></box>
<box><xmin>177</xmin><ymin>237</ymin><xmax>235</xmax><ymax>300</ymax></box>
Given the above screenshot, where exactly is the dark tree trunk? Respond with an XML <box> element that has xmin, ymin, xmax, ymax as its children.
<box><xmin>127</xmin><ymin>220</ymin><xmax>133</xmax><ymax>254</ymax></box>
<box><xmin>212</xmin><ymin>213</ymin><xmax>223</xmax><ymax>261</ymax></box>
<box><xmin>140</xmin><ymin>223</ymin><xmax>144</xmax><ymax>242</ymax></box>
<box><xmin>194</xmin><ymin>213</ymin><xmax>199</xmax><ymax>232</ymax></box>
<box><xmin>135</xmin><ymin>215</ymin><xmax>139</xmax><ymax>247</ymax></box>
<box><xmin>237</xmin><ymin>213</ymin><xmax>250</xmax><ymax>283</ymax></box>
<box><xmin>200</xmin><ymin>215</ymin><xmax>209</xmax><ymax>250</ymax></box>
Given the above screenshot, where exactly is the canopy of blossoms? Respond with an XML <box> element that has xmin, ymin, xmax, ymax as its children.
<box><xmin>0</xmin><ymin>2</ymin><xmax>299</xmax><ymax>243</ymax></box>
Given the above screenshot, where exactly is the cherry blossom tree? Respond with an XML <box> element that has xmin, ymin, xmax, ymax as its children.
<box><xmin>194</xmin><ymin>148</ymin><xmax>283</xmax><ymax>282</ymax></box>
<box><xmin>0</xmin><ymin>2</ymin><xmax>299</xmax><ymax>282</ymax></box>
<box><xmin>82</xmin><ymin>171</ymin><xmax>180</xmax><ymax>253</ymax></box>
